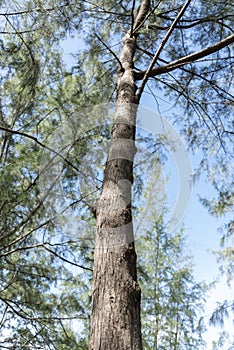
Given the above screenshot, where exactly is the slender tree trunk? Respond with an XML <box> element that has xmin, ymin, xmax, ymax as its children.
<box><xmin>89</xmin><ymin>2</ymin><xmax>150</xmax><ymax>349</ymax></box>
<box><xmin>89</xmin><ymin>38</ymin><xmax>141</xmax><ymax>350</ymax></box>
<box><xmin>153</xmin><ymin>232</ymin><xmax>161</xmax><ymax>350</ymax></box>
<box><xmin>173</xmin><ymin>303</ymin><xmax>180</xmax><ymax>350</ymax></box>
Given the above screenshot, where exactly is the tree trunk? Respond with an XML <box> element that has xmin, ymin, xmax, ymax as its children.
<box><xmin>153</xmin><ymin>232</ymin><xmax>161</xmax><ymax>349</ymax></box>
<box><xmin>89</xmin><ymin>2</ymin><xmax>151</xmax><ymax>349</ymax></box>
<box><xmin>89</xmin><ymin>38</ymin><xmax>141</xmax><ymax>350</ymax></box>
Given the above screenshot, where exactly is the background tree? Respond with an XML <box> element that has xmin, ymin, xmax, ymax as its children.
<box><xmin>211</xmin><ymin>331</ymin><xmax>234</xmax><ymax>350</ymax></box>
<box><xmin>138</xmin><ymin>219</ymin><xmax>207</xmax><ymax>349</ymax></box>
<box><xmin>0</xmin><ymin>4</ymin><xmax>96</xmax><ymax>347</ymax></box>
<box><xmin>134</xmin><ymin>170</ymin><xmax>207</xmax><ymax>349</ymax></box>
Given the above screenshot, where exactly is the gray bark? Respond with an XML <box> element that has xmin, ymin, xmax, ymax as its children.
<box><xmin>89</xmin><ymin>2</ymin><xmax>151</xmax><ymax>349</ymax></box>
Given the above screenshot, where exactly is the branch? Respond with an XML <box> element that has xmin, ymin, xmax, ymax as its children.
<box><xmin>151</xmin><ymin>74</ymin><xmax>221</xmax><ymax>139</ymax></box>
<box><xmin>4</xmin><ymin>15</ymin><xmax>36</xmax><ymax>64</ymax></box>
<box><xmin>135</xmin><ymin>33</ymin><xmax>234</xmax><ymax>80</ymax></box>
<box><xmin>135</xmin><ymin>0</ymin><xmax>193</xmax><ymax>101</ymax></box>
<box><xmin>148</xmin><ymin>14</ymin><xmax>233</xmax><ymax>30</ymax></box>
<box><xmin>42</xmin><ymin>244</ymin><xmax>93</xmax><ymax>271</ymax></box>
<box><xmin>223</xmin><ymin>129</ymin><xmax>234</xmax><ymax>135</ymax></box>
<box><xmin>133</xmin><ymin>1</ymin><xmax>163</xmax><ymax>34</ymax></box>
<box><xmin>137</xmin><ymin>46</ymin><xmax>234</xmax><ymax>101</ymax></box>
<box><xmin>0</xmin><ymin>243</ymin><xmax>93</xmax><ymax>272</ymax></box>
<box><xmin>0</xmin><ymin>296</ymin><xmax>86</xmax><ymax>322</ymax></box>
<box><xmin>130</xmin><ymin>0</ymin><xmax>136</xmax><ymax>36</ymax></box>
<box><xmin>0</xmin><ymin>4</ymin><xmax>69</xmax><ymax>16</ymax></box>
<box><xmin>94</xmin><ymin>33</ymin><xmax>123</xmax><ymax>71</ymax></box>
<box><xmin>0</xmin><ymin>243</ymin><xmax>44</xmax><ymax>257</ymax></box>
<box><xmin>0</xmin><ymin>30</ymin><xmax>37</xmax><ymax>34</ymax></box>
<box><xmin>133</xmin><ymin>0</ymin><xmax>150</xmax><ymax>32</ymax></box>
<box><xmin>0</xmin><ymin>306</ymin><xmax>8</xmax><ymax>330</ymax></box>
<box><xmin>0</xmin><ymin>186</ymin><xmax>97</xmax><ymax>252</ymax></box>
<box><xmin>0</xmin><ymin>297</ymin><xmax>35</xmax><ymax>321</ymax></box>
<box><xmin>0</xmin><ymin>125</ymin><xmax>83</xmax><ymax>176</ymax></box>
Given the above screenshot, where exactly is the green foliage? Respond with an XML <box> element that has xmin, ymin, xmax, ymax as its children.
<box><xmin>211</xmin><ymin>331</ymin><xmax>234</xmax><ymax>350</ymax></box>
<box><xmin>0</xmin><ymin>2</ymin><xmax>97</xmax><ymax>346</ymax></box>
<box><xmin>137</xmin><ymin>217</ymin><xmax>207</xmax><ymax>349</ymax></box>
<box><xmin>209</xmin><ymin>300</ymin><xmax>234</xmax><ymax>329</ymax></box>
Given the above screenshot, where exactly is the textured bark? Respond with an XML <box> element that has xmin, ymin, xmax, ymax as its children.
<box><xmin>89</xmin><ymin>39</ymin><xmax>141</xmax><ymax>350</ymax></box>
<box><xmin>89</xmin><ymin>2</ymin><xmax>151</xmax><ymax>349</ymax></box>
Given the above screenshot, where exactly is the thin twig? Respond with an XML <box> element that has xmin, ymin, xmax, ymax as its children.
<box><xmin>0</xmin><ymin>3</ymin><xmax>69</xmax><ymax>16</ymax></box>
<box><xmin>0</xmin><ymin>242</ymin><xmax>93</xmax><ymax>271</ymax></box>
<box><xmin>0</xmin><ymin>126</ymin><xmax>82</xmax><ymax>176</ymax></box>
<box><xmin>94</xmin><ymin>33</ymin><xmax>123</xmax><ymax>71</ymax></box>
<box><xmin>42</xmin><ymin>244</ymin><xmax>93</xmax><ymax>271</ymax></box>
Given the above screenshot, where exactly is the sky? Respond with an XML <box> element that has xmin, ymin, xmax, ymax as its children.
<box><xmin>61</xmin><ymin>35</ymin><xmax>234</xmax><ymax>349</ymax></box>
<box><xmin>184</xmin><ymin>180</ymin><xmax>234</xmax><ymax>348</ymax></box>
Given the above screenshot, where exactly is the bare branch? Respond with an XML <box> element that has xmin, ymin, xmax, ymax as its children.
<box><xmin>0</xmin><ymin>243</ymin><xmax>93</xmax><ymax>272</ymax></box>
<box><xmin>42</xmin><ymin>244</ymin><xmax>93</xmax><ymax>271</ymax></box>
<box><xmin>137</xmin><ymin>47</ymin><xmax>234</xmax><ymax>102</ymax></box>
<box><xmin>0</xmin><ymin>306</ymin><xmax>8</xmax><ymax>330</ymax></box>
<box><xmin>94</xmin><ymin>33</ymin><xmax>123</xmax><ymax>71</ymax></box>
<box><xmin>0</xmin><ymin>296</ymin><xmax>86</xmax><ymax>322</ymax></box>
<box><xmin>149</xmin><ymin>14</ymin><xmax>233</xmax><ymax>30</ymax></box>
<box><xmin>135</xmin><ymin>33</ymin><xmax>234</xmax><ymax>80</ymax></box>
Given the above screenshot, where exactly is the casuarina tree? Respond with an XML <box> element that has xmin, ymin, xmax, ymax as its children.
<box><xmin>0</xmin><ymin>1</ymin><xmax>233</xmax><ymax>349</ymax></box>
